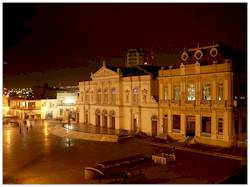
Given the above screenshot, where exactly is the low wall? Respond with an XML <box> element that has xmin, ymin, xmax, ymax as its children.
<box><xmin>49</xmin><ymin>126</ymin><xmax>118</xmax><ymax>142</ymax></box>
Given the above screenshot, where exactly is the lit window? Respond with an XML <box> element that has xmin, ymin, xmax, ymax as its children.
<box><xmin>202</xmin><ymin>84</ymin><xmax>211</xmax><ymax>101</ymax></box>
<box><xmin>163</xmin><ymin>87</ymin><xmax>168</xmax><ymax>101</ymax></box>
<box><xmin>217</xmin><ymin>83</ymin><xmax>223</xmax><ymax>101</ymax></box>
<box><xmin>187</xmin><ymin>84</ymin><xmax>195</xmax><ymax>101</ymax></box>
<box><xmin>132</xmin><ymin>87</ymin><xmax>139</xmax><ymax>104</ymax></box>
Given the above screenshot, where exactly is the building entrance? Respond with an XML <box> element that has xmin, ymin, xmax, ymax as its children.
<box><xmin>163</xmin><ymin>115</ymin><xmax>168</xmax><ymax>134</ymax></box>
<box><xmin>186</xmin><ymin>116</ymin><xmax>195</xmax><ymax>137</ymax></box>
<box><xmin>133</xmin><ymin>118</ymin><xmax>137</xmax><ymax>132</ymax></box>
<box><xmin>151</xmin><ymin>115</ymin><xmax>158</xmax><ymax>137</ymax></box>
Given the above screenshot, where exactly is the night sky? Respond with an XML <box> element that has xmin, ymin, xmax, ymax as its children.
<box><xmin>3</xmin><ymin>3</ymin><xmax>247</xmax><ymax>88</ymax></box>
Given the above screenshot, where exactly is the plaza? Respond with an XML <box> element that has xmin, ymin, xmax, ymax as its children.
<box><xmin>3</xmin><ymin>120</ymin><xmax>246</xmax><ymax>184</ymax></box>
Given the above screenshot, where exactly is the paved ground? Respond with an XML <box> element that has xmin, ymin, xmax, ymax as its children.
<box><xmin>3</xmin><ymin>120</ymin><xmax>247</xmax><ymax>184</ymax></box>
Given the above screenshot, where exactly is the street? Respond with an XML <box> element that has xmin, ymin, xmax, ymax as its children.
<box><xmin>3</xmin><ymin>120</ymin><xmax>246</xmax><ymax>184</ymax></box>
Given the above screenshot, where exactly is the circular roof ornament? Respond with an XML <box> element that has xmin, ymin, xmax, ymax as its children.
<box><xmin>194</xmin><ymin>49</ymin><xmax>203</xmax><ymax>60</ymax></box>
<box><xmin>181</xmin><ymin>51</ymin><xmax>188</xmax><ymax>61</ymax></box>
<box><xmin>210</xmin><ymin>47</ymin><xmax>218</xmax><ymax>58</ymax></box>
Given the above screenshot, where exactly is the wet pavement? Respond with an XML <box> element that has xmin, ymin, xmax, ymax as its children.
<box><xmin>3</xmin><ymin>120</ymin><xmax>246</xmax><ymax>184</ymax></box>
<box><xmin>64</xmin><ymin>123</ymin><xmax>122</xmax><ymax>135</ymax></box>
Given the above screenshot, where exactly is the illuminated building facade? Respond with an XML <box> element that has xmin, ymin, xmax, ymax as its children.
<box><xmin>2</xmin><ymin>96</ymin><xmax>10</xmax><ymax>117</ymax></box>
<box><xmin>41</xmin><ymin>99</ymin><xmax>58</xmax><ymax>119</ymax></box>
<box><xmin>158</xmin><ymin>44</ymin><xmax>247</xmax><ymax>147</ymax></box>
<box><xmin>9</xmin><ymin>99</ymin><xmax>41</xmax><ymax>119</ymax></box>
<box><xmin>77</xmin><ymin>62</ymin><xmax>161</xmax><ymax>136</ymax></box>
<box><xmin>57</xmin><ymin>92</ymin><xmax>78</xmax><ymax>122</ymax></box>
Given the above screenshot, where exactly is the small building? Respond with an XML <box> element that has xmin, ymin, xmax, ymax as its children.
<box><xmin>9</xmin><ymin>99</ymin><xmax>41</xmax><ymax>119</ymax></box>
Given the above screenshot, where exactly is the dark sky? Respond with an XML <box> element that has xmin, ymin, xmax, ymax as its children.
<box><xmin>3</xmin><ymin>3</ymin><xmax>247</xmax><ymax>88</ymax></box>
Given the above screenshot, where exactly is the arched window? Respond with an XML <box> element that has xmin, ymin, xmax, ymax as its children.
<box><xmin>173</xmin><ymin>85</ymin><xmax>180</xmax><ymax>102</ymax></box>
<box><xmin>85</xmin><ymin>89</ymin><xmax>89</xmax><ymax>103</ymax></box>
<box><xmin>103</xmin><ymin>88</ymin><xmax>108</xmax><ymax>104</ymax></box>
<box><xmin>187</xmin><ymin>84</ymin><xmax>195</xmax><ymax>101</ymax></box>
<box><xmin>102</xmin><ymin>110</ymin><xmax>108</xmax><ymax>128</ymax></box>
<box><xmin>125</xmin><ymin>89</ymin><xmax>130</xmax><ymax>103</ymax></box>
<box><xmin>142</xmin><ymin>89</ymin><xmax>147</xmax><ymax>103</ymax></box>
<box><xmin>90</xmin><ymin>90</ymin><xmax>94</xmax><ymax>102</ymax></box>
<box><xmin>97</xmin><ymin>89</ymin><xmax>101</xmax><ymax>104</ymax></box>
<box><xmin>132</xmin><ymin>87</ymin><xmax>139</xmax><ymax>104</ymax></box>
<box><xmin>111</xmin><ymin>88</ymin><xmax>116</xmax><ymax>105</ymax></box>
<box><xmin>80</xmin><ymin>91</ymin><xmax>84</xmax><ymax>102</ymax></box>
<box><xmin>151</xmin><ymin>115</ymin><xmax>158</xmax><ymax>121</ymax></box>
<box><xmin>95</xmin><ymin>109</ymin><xmax>101</xmax><ymax>127</ymax></box>
<box><xmin>109</xmin><ymin>110</ymin><xmax>116</xmax><ymax>129</ymax></box>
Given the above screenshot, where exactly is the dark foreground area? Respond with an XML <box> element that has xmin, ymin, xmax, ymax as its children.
<box><xmin>3</xmin><ymin>120</ymin><xmax>247</xmax><ymax>184</ymax></box>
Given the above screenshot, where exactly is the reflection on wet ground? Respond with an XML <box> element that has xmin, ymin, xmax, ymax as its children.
<box><xmin>3</xmin><ymin>120</ymin><xmax>246</xmax><ymax>184</ymax></box>
<box><xmin>63</xmin><ymin>123</ymin><xmax>124</xmax><ymax>135</ymax></box>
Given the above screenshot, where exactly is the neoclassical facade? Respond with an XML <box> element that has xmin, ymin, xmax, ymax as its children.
<box><xmin>77</xmin><ymin>63</ymin><xmax>161</xmax><ymax>136</ymax></box>
<box><xmin>158</xmin><ymin>45</ymin><xmax>247</xmax><ymax>147</ymax></box>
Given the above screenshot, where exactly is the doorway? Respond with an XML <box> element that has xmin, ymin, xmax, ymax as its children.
<box><xmin>163</xmin><ymin>115</ymin><xmax>168</xmax><ymax>134</ymax></box>
<box><xmin>151</xmin><ymin>115</ymin><xmax>158</xmax><ymax>137</ymax></box>
<box><xmin>186</xmin><ymin>116</ymin><xmax>195</xmax><ymax>137</ymax></box>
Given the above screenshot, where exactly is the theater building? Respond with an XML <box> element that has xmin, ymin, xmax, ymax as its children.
<box><xmin>158</xmin><ymin>44</ymin><xmax>247</xmax><ymax>147</ymax></box>
<box><xmin>77</xmin><ymin>62</ymin><xmax>161</xmax><ymax>136</ymax></box>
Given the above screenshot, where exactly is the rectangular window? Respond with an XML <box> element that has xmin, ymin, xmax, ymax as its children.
<box><xmin>163</xmin><ymin>87</ymin><xmax>168</xmax><ymax>101</ymax></box>
<box><xmin>217</xmin><ymin>83</ymin><xmax>223</xmax><ymax>101</ymax></box>
<box><xmin>173</xmin><ymin>115</ymin><xmax>181</xmax><ymax>130</ymax></box>
<box><xmin>202</xmin><ymin>117</ymin><xmax>211</xmax><ymax>135</ymax></box>
<box><xmin>187</xmin><ymin>84</ymin><xmax>195</xmax><ymax>101</ymax></box>
<box><xmin>173</xmin><ymin>85</ymin><xmax>180</xmax><ymax>101</ymax></box>
<box><xmin>202</xmin><ymin>84</ymin><xmax>211</xmax><ymax>101</ymax></box>
<box><xmin>217</xmin><ymin>118</ymin><xmax>223</xmax><ymax>135</ymax></box>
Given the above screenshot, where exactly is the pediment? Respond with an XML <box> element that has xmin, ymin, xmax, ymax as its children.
<box><xmin>91</xmin><ymin>66</ymin><xmax>119</xmax><ymax>80</ymax></box>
